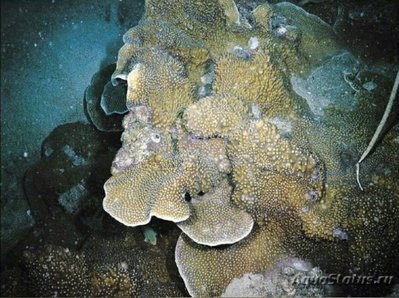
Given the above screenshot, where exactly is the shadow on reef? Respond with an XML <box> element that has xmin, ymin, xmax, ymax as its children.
<box><xmin>23</xmin><ymin>123</ymin><xmax>121</xmax><ymax>244</ymax></box>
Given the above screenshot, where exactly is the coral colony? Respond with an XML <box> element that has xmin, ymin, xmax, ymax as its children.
<box><xmin>101</xmin><ymin>0</ymin><xmax>398</xmax><ymax>296</ymax></box>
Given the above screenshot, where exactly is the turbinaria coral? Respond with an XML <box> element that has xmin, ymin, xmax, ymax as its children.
<box><xmin>101</xmin><ymin>0</ymin><xmax>399</xmax><ymax>296</ymax></box>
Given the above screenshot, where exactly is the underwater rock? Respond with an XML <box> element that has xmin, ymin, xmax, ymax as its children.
<box><xmin>0</xmin><ymin>195</ymin><xmax>35</xmax><ymax>262</ymax></box>
<box><xmin>62</xmin><ymin>144</ymin><xmax>88</xmax><ymax>167</ymax></box>
<box><xmin>332</xmin><ymin>1</ymin><xmax>399</xmax><ymax>64</ymax></box>
<box><xmin>85</xmin><ymin>64</ymin><xmax>126</xmax><ymax>132</ymax></box>
<box><xmin>142</xmin><ymin>226</ymin><xmax>158</xmax><ymax>245</ymax></box>
<box><xmin>0</xmin><ymin>266</ymin><xmax>27</xmax><ymax>296</ymax></box>
<box><xmin>57</xmin><ymin>181</ymin><xmax>89</xmax><ymax>215</ymax></box>
<box><xmin>291</xmin><ymin>51</ymin><xmax>361</xmax><ymax>117</ymax></box>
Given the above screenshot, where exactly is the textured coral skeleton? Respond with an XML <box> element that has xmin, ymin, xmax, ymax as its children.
<box><xmin>101</xmin><ymin>0</ymin><xmax>399</xmax><ymax>296</ymax></box>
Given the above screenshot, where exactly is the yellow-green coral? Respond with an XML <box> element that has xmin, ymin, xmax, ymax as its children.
<box><xmin>346</xmin><ymin>187</ymin><xmax>399</xmax><ymax>274</ymax></box>
<box><xmin>142</xmin><ymin>0</ymin><xmax>249</xmax><ymax>54</ymax></box>
<box><xmin>180</xmin><ymin>151</ymin><xmax>223</xmax><ymax>194</ymax></box>
<box><xmin>272</xmin><ymin>2</ymin><xmax>341</xmax><ymax>68</ymax></box>
<box><xmin>183</xmin><ymin>95</ymin><xmax>251</xmax><ymax>138</ymax></box>
<box><xmin>300</xmin><ymin>184</ymin><xmax>350</xmax><ymax>241</ymax></box>
<box><xmin>228</xmin><ymin>120</ymin><xmax>325</xmax><ymax>193</ymax></box>
<box><xmin>125</xmin><ymin>49</ymin><xmax>195</xmax><ymax>129</ymax></box>
<box><xmin>122</xmin><ymin>21</ymin><xmax>211</xmax><ymax>84</ymax></box>
<box><xmin>177</xmin><ymin>124</ymin><xmax>231</xmax><ymax>173</ymax></box>
<box><xmin>111</xmin><ymin>108</ymin><xmax>173</xmax><ymax>175</ymax></box>
<box><xmin>227</xmin><ymin>119</ymin><xmax>325</xmax><ymax>224</ymax></box>
<box><xmin>104</xmin><ymin>151</ymin><xmax>223</xmax><ymax>226</ymax></box>
<box><xmin>214</xmin><ymin>51</ymin><xmax>293</xmax><ymax>116</ymax></box>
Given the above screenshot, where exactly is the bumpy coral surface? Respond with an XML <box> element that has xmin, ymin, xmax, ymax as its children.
<box><xmin>102</xmin><ymin>0</ymin><xmax>399</xmax><ymax>296</ymax></box>
<box><xmin>22</xmin><ymin>246</ymin><xmax>91</xmax><ymax>297</ymax></box>
<box><xmin>175</xmin><ymin>222</ymin><xmax>291</xmax><ymax>296</ymax></box>
<box><xmin>17</xmin><ymin>227</ymin><xmax>184</xmax><ymax>297</ymax></box>
<box><xmin>177</xmin><ymin>179</ymin><xmax>254</xmax><ymax>246</ymax></box>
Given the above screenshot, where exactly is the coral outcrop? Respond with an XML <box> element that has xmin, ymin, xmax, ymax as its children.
<box><xmin>101</xmin><ymin>0</ymin><xmax>399</xmax><ymax>296</ymax></box>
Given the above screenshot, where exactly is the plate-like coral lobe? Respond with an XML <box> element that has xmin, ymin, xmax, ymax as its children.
<box><xmin>177</xmin><ymin>179</ymin><xmax>254</xmax><ymax>246</ymax></box>
<box><xmin>103</xmin><ymin>155</ymin><xmax>186</xmax><ymax>226</ymax></box>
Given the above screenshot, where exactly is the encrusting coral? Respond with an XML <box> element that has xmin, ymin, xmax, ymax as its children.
<box><xmin>22</xmin><ymin>246</ymin><xmax>91</xmax><ymax>297</ymax></box>
<box><xmin>17</xmin><ymin>227</ymin><xmax>186</xmax><ymax>297</ymax></box>
<box><xmin>124</xmin><ymin>48</ymin><xmax>196</xmax><ymax>129</ymax></box>
<box><xmin>183</xmin><ymin>94</ymin><xmax>251</xmax><ymax>138</ymax></box>
<box><xmin>101</xmin><ymin>0</ymin><xmax>399</xmax><ymax>296</ymax></box>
